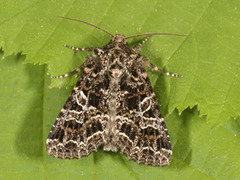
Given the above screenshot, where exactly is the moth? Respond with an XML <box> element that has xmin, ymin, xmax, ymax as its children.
<box><xmin>46</xmin><ymin>16</ymin><xmax>185</xmax><ymax>167</ymax></box>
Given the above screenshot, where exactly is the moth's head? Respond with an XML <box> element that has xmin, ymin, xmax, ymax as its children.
<box><xmin>112</xmin><ymin>34</ymin><xmax>127</xmax><ymax>44</ymax></box>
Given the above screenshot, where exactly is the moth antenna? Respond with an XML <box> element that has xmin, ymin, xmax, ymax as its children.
<box><xmin>56</xmin><ymin>16</ymin><xmax>114</xmax><ymax>37</ymax></box>
<box><xmin>126</xmin><ymin>33</ymin><xmax>187</xmax><ymax>39</ymax></box>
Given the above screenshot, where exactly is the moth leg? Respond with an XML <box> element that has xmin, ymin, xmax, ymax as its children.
<box><xmin>64</xmin><ymin>45</ymin><xmax>96</xmax><ymax>51</ymax></box>
<box><xmin>132</xmin><ymin>36</ymin><xmax>151</xmax><ymax>51</ymax></box>
<box><xmin>51</xmin><ymin>62</ymin><xmax>86</xmax><ymax>79</ymax></box>
<box><xmin>51</xmin><ymin>45</ymin><xmax>98</xmax><ymax>79</ymax></box>
<box><xmin>149</xmin><ymin>61</ymin><xmax>183</xmax><ymax>77</ymax></box>
<box><xmin>139</xmin><ymin>56</ymin><xmax>183</xmax><ymax>77</ymax></box>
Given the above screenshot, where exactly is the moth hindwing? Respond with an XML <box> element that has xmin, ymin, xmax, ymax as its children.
<box><xmin>46</xmin><ymin>16</ymin><xmax>184</xmax><ymax>167</ymax></box>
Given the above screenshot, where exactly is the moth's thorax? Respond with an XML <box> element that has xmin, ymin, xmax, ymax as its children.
<box><xmin>94</xmin><ymin>36</ymin><xmax>139</xmax><ymax>79</ymax></box>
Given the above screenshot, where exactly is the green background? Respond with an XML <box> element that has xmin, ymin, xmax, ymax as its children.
<box><xmin>0</xmin><ymin>1</ymin><xmax>240</xmax><ymax>179</ymax></box>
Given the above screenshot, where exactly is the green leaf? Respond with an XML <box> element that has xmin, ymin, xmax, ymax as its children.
<box><xmin>1</xmin><ymin>1</ymin><xmax>240</xmax><ymax>179</ymax></box>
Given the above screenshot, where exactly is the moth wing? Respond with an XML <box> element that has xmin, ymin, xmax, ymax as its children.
<box><xmin>46</xmin><ymin>59</ymin><xmax>109</xmax><ymax>159</ymax></box>
<box><xmin>116</xmin><ymin>65</ymin><xmax>172</xmax><ymax>166</ymax></box>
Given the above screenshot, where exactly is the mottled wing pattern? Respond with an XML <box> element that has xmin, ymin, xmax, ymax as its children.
<box><xmin>116</xmin><ymin>64</ymin><xmax>172</xmax><ymax>166</ymax></box>
<box><xmin>46</xmin><ymin>57</ymin><xmax>109</xmax><ymax>159</ymax></box>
